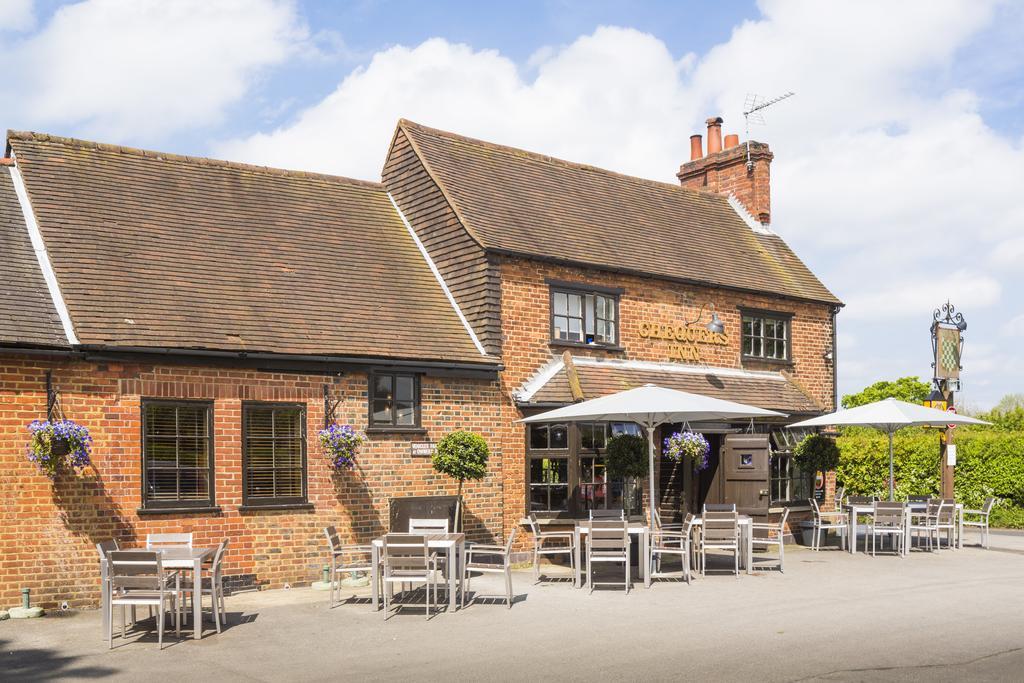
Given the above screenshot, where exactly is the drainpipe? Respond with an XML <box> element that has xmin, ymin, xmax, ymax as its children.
<box><xmin>831</xmin><ymin>306</ymin><xmax>840</xmax><ymax>410</ymax></box>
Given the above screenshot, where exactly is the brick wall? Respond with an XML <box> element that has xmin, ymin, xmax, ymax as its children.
<box><xmin>495</xmin><ymin>256</ymin><xmax>836</xmax><ymax>544</ymax></box>
<box><xmin>0</xmin><ymin>355</ymin><xmax>503</xmax><ymax>609</ymax></box>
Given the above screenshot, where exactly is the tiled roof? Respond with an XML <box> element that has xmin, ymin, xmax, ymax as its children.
<box><xmin>399</xmin><ymin>120</ymin><xmax>840</xmax><ymax>305</ymax></box>
<box><xmin>521</xmin><ymin>357</ymin><xmax>822</xmax><ymax>414</ymax></box>
<box><xmin>0</xmin><ymin>166</ymin><xmax>67</xmax><ymax>347</ymax></box>
<box><xmin>6</xmin><ymin>132</ymin><xmax>493</xmax><ymax>365</ymax></box>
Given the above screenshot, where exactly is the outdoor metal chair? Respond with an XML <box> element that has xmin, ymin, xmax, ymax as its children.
<box><xmin>809</xmin><ymin>498</ymin><xmax>847</xmax><ymax>551</ymax></box>
<box><xmin>589</xmin><ymin>508</ymin><xmax>625</xmax><ymax>520</ymax></box>
<box><xmin>848</xmin><ymin>495</ymin><xmax>875</xmax><ymax>504</ymax></box>
<box><xmin>909</xmin><ymin>499</ymin><xmax>944</xmax><ymax>551</ymax></box>
<box><xmin>907</xmin><ymin>494</ymin><xmax>931</xmax><ymax>503</ymax></box>
<box><xmin>751</xmin><ymin>508</ymin><xmax>790</xmax><ymax>572</ymax></box>
<box><xmin>869</xmin><ymin>501</ymin><xmax>906</xmax><ymax>557</ymax></box>
<box><xmin>650</xmin><ymin>513</ymin><xmax>696</xmax><ymax>584</ymax></box>
<box><xmin>833</xmin><ymin>486</ymin><xmax>846</xmax><ymax>512</ymax></box>
<box><xmin>935</xmin><ymin>498</ymin><xmax>957</xmax><ymax>549</ymax></box>
<box><xmin>381</xmin><ymin>534</ymin><xmax>440</xmax><ymax>620</ymax></box>
<box><xmin>408</xmin><ymin>519</ymin><xmax>451</xmax><ymax>588</ymax></box>
<box><xmin>146</xmin><ymin>533</ymin><xmax>193</xmax><ymax>550</ymax></box>
<box><xmin>323</xmin><ymin>526</ymin><xmax>375</xmax><ymax>607</ymax></box>
<box><xmin>962</xmin><ymin>497</ymin><xmax>996</xmax><ymax>549</ymax></box>
<box><xmin>177</xmin><ymin>538</ymin><xmax>229</xmax><ymax>633</ymax></box>
<box><xmin>527</xmin><ymin>513</ymin><xmax>575</xmax><ymax>582</ymax></box>
<box><xmin>703</xmin><ymin>503</ymin><xmax>737</xmax><ymax>512</ymax></box>
<box><xmin>106</xmin><ymin>550</ymin><xmax>179</xmax><ymax>649</ymax></box>
<box><xmin>586</xmin><ymin>519</ymin><xmax>630</xmax><ymax>593</ymax></box>
<box><xmin>652</xmin><ymin>507</ymin><xmax>684</xmax><ymax>532</ymax></box>
<box><xmin>700</xmin><ymin>507</ymin><xmax>739</xmax><ymax>577</ymax></box>
<box><xmin>462</xmin><ymin>526</ymin><xmax>518</xmax><ymax>608</ymax></box>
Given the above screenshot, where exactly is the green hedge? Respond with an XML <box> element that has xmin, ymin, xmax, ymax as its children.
<box><xmin>835</xmin><ymin>427</ymin><xmax>1024</xmax><ymax>510</ymax></box>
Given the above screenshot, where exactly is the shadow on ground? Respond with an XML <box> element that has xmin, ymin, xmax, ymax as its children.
<box><xmin>1</xmin><ymin>637</ymin><xmax>118</xmax><ymax>680</ymax></box>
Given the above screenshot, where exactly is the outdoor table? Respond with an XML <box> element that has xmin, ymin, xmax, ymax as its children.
<box><xmin>691</xmin><ymin>514</ymin><xmax>754</xmax><ymax>576</ymax></box>
<box><xmin>572</xmin><ymin>521</ymin><xmax>649</xmax><ymax>589</ymax></box>
<box><xmin>845</xmin><ymin>503</ymin><xmax>964</xmax><ymax>555</ymax></box>
<box><xmin>370</xmin><ymin>532</ymin><xmax>465</xmax><ymax>613</ymax></box>
<box><xmin>100</xmin><ymin>546</ymin><xmax>217</xmax><ymax>641</ymax></box>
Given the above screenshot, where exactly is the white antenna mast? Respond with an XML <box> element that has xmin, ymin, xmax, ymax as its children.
<box><xmin>742</xmin><ymin>91</ymin><xmax>795</xmax><ymax>170</ymax></box>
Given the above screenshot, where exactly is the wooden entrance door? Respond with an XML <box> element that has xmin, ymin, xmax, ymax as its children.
<box><xmin>719</xmin><ymin>434</ymin><xmax>771</xmax><ymax>518</ymax></box>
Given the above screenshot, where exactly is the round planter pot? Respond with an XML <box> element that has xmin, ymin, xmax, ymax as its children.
<box><xmin>9</xmin><ymin>606</ymin><xmax>44</xmax><ymax>619</ymax></box>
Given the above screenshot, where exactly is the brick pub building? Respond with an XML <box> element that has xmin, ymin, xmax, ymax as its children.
<box><xmin>1</xmin><ymin>116</ymin><xmax>840</xmax><ymax>608</ymax></box>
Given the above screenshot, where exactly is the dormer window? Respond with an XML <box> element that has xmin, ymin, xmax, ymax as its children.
<box><xmin>549</xmin><ymin>283</ymin><xmax>619</xmax><ymax>346</ymax></box>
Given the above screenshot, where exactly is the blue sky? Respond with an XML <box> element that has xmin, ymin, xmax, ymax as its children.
<box><xmin>2</xmin><ymin>0</ymin><xmax>1022</xmax><ymax>409</ymax></box>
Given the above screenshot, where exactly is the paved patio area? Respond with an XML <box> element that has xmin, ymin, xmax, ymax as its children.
<box><xmin>4</xmin><ymin>531</ymin><xmax>1024</xmax><ymax>682</ymax></box>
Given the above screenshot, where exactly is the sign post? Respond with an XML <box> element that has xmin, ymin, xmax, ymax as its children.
<box><xmin>930</xmin><ymin>302</ymin><xmax>966</xmax><ymax>500</ymax></box>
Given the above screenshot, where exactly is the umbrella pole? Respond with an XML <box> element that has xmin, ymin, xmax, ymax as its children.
<box><xmin>647</xmin><ymin>422</ymin><xmax>657</xmax><ymax>527</ymax></box>
<box><xmin>888</xmin><ymin>431</ymin><xmax>895</xmax><ymax>502</ymax></box>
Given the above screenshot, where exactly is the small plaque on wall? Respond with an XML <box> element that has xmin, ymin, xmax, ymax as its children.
<box><xmin>410</xmin><ymin>442</ymin><xmax>435</xmax><ymax>457</ymax></box>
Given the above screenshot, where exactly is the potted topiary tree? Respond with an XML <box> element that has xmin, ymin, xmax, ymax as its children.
<box><xmin>604</xmin><ymin>434</ymin><xmax>649</xmax><ymax>517</ymax></box>
<box><xmin>432</xmin><ymin>431</ymin><xmax>489</xmax><ymax>531</ymax></box>
<box><xmin>794</xmin><ymin>433</ymin><xmax>841</xmax><ymax>501</ymax></box>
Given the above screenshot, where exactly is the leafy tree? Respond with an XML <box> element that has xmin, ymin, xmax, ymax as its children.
<box><xmin>841</xmin><ymin>376</ymin><xmax>931</xmax><ymax>409</ymax></box>
<box><xmin>994</xmin><ymin>394</ymin><xmax>1024</xmax><ymax>412</ymax></box>
<box><xmin>977</xmin><ymin>406</ymin><xmax>1024</xmax><ymax>432</ymax></box>
<box><xmin>432</xmin><ymin>431</ymin><xmax>489</xmax><ymax>498</ymax></box>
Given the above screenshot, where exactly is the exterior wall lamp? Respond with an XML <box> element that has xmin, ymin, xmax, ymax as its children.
<box><xmin>686</xmin><ymin>303</ymin><xmax>725</xmax><ymax>334</ymax></box>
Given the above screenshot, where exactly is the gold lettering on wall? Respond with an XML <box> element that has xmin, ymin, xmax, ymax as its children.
<box><xmin>638</xmin><ymin>319</ymin><xmax>730</xmax><ymax>363</ymax></box>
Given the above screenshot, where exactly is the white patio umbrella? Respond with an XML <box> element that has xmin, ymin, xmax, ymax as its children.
<box><xmin>520</xmin><ymin>384</ymin><xmax>786</xmax><ymax>521</ymax></box>
<box><xmin>787</xmin><ymin>398</ymin><xmax>990</xmax><ymax>501</ymax></box>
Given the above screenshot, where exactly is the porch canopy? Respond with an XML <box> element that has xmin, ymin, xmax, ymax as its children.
<box><xmin>520</xmin><ymin>384</ymin><xmax>786</xmax><ymax>521</ymax></box>
<box><xmin>787</xmin><ymin>398</ymin><xmax>989</xmax><ymax>501</ymax></box>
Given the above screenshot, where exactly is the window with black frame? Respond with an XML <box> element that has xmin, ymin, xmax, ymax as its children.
<box><xmin>550</xmin><ymin>287</ymin><xmax>618</xmax><ymax>345</ymax></box>
<box><xmin>770</xmin><ymin>429</ymin><xmax>813</xmax><ymax>504</ymax></box>
<box><xmin>142</xmin><ymin>401</ymin><xmax>214</xmax><ymax>509</ymax></box>
<box><xmin>527</xmin><ymin>423</ymin><xmax>569</xmax><ymax>512</ymax></box>
<box><xmin>526</xmin><ymin>421</ymin><xmax>642</xmax><ymax>514</ymax></box>
<box><xmin>369</xmin><ymin>373</ymin><xmax>420</xmax><ymax>428</ymax></box>
<box><xmin>243</xmin><ymin>403</ymin><xmax>307</xmax><ymax>507</ymax></box>
<box><xmin>742</xmin><ymin>311</ymin><xmax>791</xmax><ymax>361</ymax></box>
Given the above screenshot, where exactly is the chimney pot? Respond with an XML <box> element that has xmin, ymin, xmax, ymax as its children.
<box><xmin>706</xmin><ymin>116</ymin><xmax>724</xmax><ymax>154</ymax></box>
<box><xmin>689</xmin><ymin>134</ymin><xmax>703</xmax><ymax>161</ymax></box>
<box><xmin>724</xmin><ymin>134</ymin><xmax>739</xmax><ymax>149</ymax></box>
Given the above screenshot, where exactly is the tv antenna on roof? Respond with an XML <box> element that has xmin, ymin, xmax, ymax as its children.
<box><xmin>742</xmin><ymin>91</ymin><xmax>795</xmax><ymax>170</ymax></box>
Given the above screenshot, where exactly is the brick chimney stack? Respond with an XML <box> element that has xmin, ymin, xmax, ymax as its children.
<box><xmin>677</xmin><ymin>116</ymin><xmax>774</xmax><ymax>225</ymax></box>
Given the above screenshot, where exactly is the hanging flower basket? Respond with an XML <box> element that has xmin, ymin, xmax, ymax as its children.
<box><xmin>26</xmin><ymin>419</ymin><xmax>93</xmax><ymax>478</ymax></box>
<box><xmin>663</xmin><ymin>430</ymin><xmax>711</xmax><ymax>471</ymax></box>
<box><xmin>319</xmin><ymin>424</ymin><xmax>364</xmax><ymax>471</ymax></box>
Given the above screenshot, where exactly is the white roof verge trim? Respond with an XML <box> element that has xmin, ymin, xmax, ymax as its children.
<box><xmin>570</xmin><ymin>356</ymin><xmax>787</xmax><ymax>381</ymax></box>
<box><xmin>387</xmin><ymin>192</ymin><xmax>487</xmax><ymax>356</ymax></box>
<box><xmin>8</xmin><ymin>163</ymin><xmax>79</xmax><ymax>345</ymax></box>
<box><xmin>727</xmin><ymin>193</ymin><xmax>773</xmax><ymax>235</ymax></box>
<box><xmin>514</xmin><ymin>357</ymin><xmax>565</xmax><ymax>402</ymax></box>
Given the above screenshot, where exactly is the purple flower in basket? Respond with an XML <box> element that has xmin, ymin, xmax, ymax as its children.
<box><xmin>26</xmin><ymin>419</ymin><xmax>93</xmax><ymax>478</ymax></box>
<box><xmin>663</xmin><ymin>430</ymin><xmax>710</xmax><ymax>470</ymax></box>
<box><xmin>318</xmin><ymin>423</ymin><xmax>364</xmax><ymax>470</ymax></box>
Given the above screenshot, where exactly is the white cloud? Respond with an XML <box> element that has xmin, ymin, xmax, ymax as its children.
<box><xmin>1003</xmin><ymin>313</ymin><xmax>1024</xmax><ymax>337</ymax></box>
<box><xmin>0</xmin><ymin>0</ymin><xmax>308</xmax><ymax>140</ymax></box>
<box><xmin>215</xmin><ymin>28</ymin><xmax>699</xmax><ymax>178</ymax></box>
<box><xmin>842</xmin><ymin>270</ymin><xmax>1001</xmax><ymax>320</ymax></box>
<box><xmin>0</xmin><ymin>0</ymin><xmax>34</xmax><ymax>32</ymax></box>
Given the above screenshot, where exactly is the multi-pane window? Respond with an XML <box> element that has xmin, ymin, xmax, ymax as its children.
<box><xmin>370</xmin><ymin>373</ymin><xmax>420</xmax><ymax>428</ymax></box>
<box><xmin>770</xmin><ymin>429</ymin><xmax>813</xmax><ymax>504</ymax></box>
<box><xmin>527</xmin><ymin>421</ymin><xmax>642</xmax><ymax>514</ymax></box>
<box><xmin>742</xmin><ymin>312</ymin><xmax>790</xmax><ymax>360</ymax></box>
<box><xmin>551</xmin><ymin>288</ymin><xmax>617</xmax><ymax>345</ymax></box>
<box><xmin>142</xmin><ymin>401</ymin><xmax>214</xmax><ymax>509</ymax></box>
<box><xmin>243</xmin><ymin>403</ymin><xmax>307</xmax><ymax>506</ymax></box>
